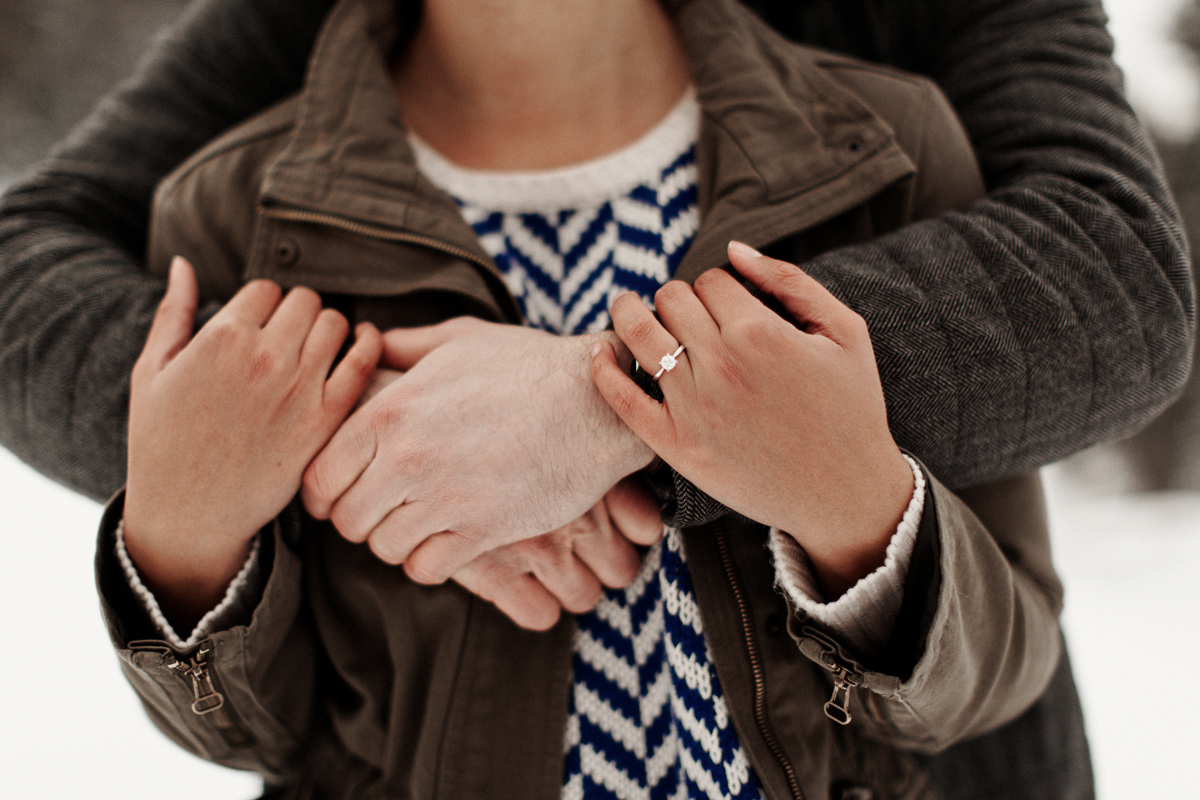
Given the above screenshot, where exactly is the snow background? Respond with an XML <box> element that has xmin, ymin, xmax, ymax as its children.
<box><xmin>1</xmin><ymin>0</ymin><xmax>1198</xmax><ymax>797</ymax></box>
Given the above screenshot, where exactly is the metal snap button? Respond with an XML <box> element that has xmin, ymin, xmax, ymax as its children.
<box><xmin>275</xmin><ymin>237</ymin><xmax>299</xmax><ymax>267</ymax></box>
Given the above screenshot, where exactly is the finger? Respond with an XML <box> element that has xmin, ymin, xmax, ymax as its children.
<box><xmin>570</xmin><ymin>508</ymin><xmax>643</xmax><ymax>588</ymax></box>
<box><xmin>219</xmin><ymin>278</ymin><xmax>284</xmax><ymax>328</ymax></box>
<box><xmin>727</xmin><ymin>241</ymin><xmax>855</xmax><ymax>341</ymax></box>
<box><xmin>302</xmin><ymin>411</ymin><xmax>379</xmax><ymax>520</ymax></box>
<box><xmin>455</xmin><ymin>561</ymin><xmax>562</xmax><ymax>631</ymax></box>
<box><xmin>327</xmin><ymin>456</ymin><xmax>431</xmax><ymax>544</ymax></box>
<box><xmin>319</xmin><ymin>322</ymin><xmax>383</xmax><ymax>420</ymax></box>
<box><xmin>604</xmin><ymin>476</ymin><xmax>664</xmax><ymax>547</ymax></box>
<box><xmin>356</xmin><ymin>367</ymin><xmax>404</xmax><ymax>411</ymax></box>
<box><xmin>524</xmin><ymin>538</ymin><xmax>604</xmax><ymax>614</ymax></box>
<box><xmin>589</xmin><ymin>340</ymin><xmax>674</xmax><ymax>454</ymax></box>
<box><xmin>403</xmin><ymin>529</ymin><xmax>483</xmax><ymax>584</ymax></box>
<box><xmin>363</xmin><ymin>501</ymin><xmax>446</xmax><ymax>564</ymax></box>
<box><xmin>690</xmin><ymin>266</ymin><xmax>769</xmax><ymax>331</ymax></box>
<box><xmin>142</xmin><ymin>256</ymin><xmax>199</xmax><ymax>370</ymax></box>
<box><xmin>299</xmin><ymin>309</ymin><xmax>351</xmax><ymax>378</ymax></box>
<box><xmin>380</xmin><ymin>317</ymin><xmax>480</xmax><ymax>371</ymax></box>
<box><xmin>263</xmin><ymin>286</ymin><xmax>323</xmax><ymax>355</ymax></box>
<box><xmin>653</xmin><ymin>280</ymin><xmax>719</xmax><ymax>347</ymax></box>
<box><xmin>609</xmin><ymin>291</ymin><xmax>689</xmax><ymax>383</ymax></box>
<box><xmin>491</xmin><ymin>575</ymin><xmax>564</xmax><ymax>630</ymax></box>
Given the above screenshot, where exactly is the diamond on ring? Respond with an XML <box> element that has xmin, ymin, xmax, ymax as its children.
<box><xmin>653</xmin><ymin>345</ymin><xmax>686</xmax><ymax>379</ymax></box>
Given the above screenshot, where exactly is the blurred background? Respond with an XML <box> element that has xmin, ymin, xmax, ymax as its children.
<box><xmin>1</xmin><ymin>0</ymin><xmax>1198</xmax><ymax>798</ymax></box>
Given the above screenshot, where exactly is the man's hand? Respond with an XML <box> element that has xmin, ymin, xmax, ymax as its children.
<box><xmin>302</xmin><ymin>317</ymin><xmax>655</xmax><ymax>583</ymax></box>
<box><xmin>124</xmin><ymin>258</ymin><xmax>382</xmax><ymax>624</ymax></box>
<box><xmin>591</xmin><ymin>242</ymin><xmax>914</xmax><ymax>599</ymax></box>
<box><xmin>451</xmin><ymin>476</ymin><xmax>663</xmax><ymax>630</ymax></box>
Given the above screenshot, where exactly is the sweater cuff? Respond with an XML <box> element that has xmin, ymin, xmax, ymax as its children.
<box><xmin>768</xmin><ymin>455</ymin><xmax>926</xmax><ymax>659</ymax></box>
<box><xmin>114</xmin><ymin>518</ymin><xmax>262</xmax><ymax>650</ymax></box>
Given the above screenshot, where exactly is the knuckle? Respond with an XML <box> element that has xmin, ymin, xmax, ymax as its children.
<box><xmin>404</xmin><ymin>554</ymin><xmax>448</xmax><ymax>585</ymax></box>
<box><xmin>563</xmin><ymin>581</ymin><xmax>602</xmax><ymax>614</ymax></box>
<box><xmin>522</xmin><ymin>601</ymin><xmax>561</xmax><ymax>632</ymax></box>
<box><xmin>367</xmin><ymin>533</ymin><xmax>404</xmax><ymax>565</ymax></box>
<box><xmin>291</xmin><ymin>285</ymin><xmax>321</xmax><ymax>306</ymax></box>
<box><xmin>610</xmin><ymin>385</ymin><xmax>643</xmax><ymax>420</ymax></box>
<box><xmin>318</xmin><ymin>306</ymin><xmax>349</xmax><ymax>334</ymax></box>
<box><xmin>712</xmin><ymin>348</ymin><xmax>753</xmax><ymax>393</ymax></box>
<box><xmin>203</xmin><ymin>319</ymin><xmax>242</xmax><ymax>348</ymax></box>
<box><xmin>654</xmin><ymin>280</ymin><xmax>689</xmax><ymax>307</ymax></box>
<box><xmin>244</xmin><ymin>278</ymin><xmax>281</xmax><ymax>298</ymax></box>
<box><xmin>526</xmin><ymin>534</ymin><xmax>565</xmax><ymax>565</ymax></box>
<box><xmin>247</xmin><ymin>348</ymin><xmax>285</xmax><ymax>383</ymax></box>
<box><xmin>369</xmin><ymin>395</ymin><xmax>406</xmax><ymax>432</ymax></box>
<box><xmin>732</xmin><ymin>315</ymin><xmax>775</xmax><ymax>348</ymax></box>
<box><xmin>626</xmin><ymin>316</ymin><xmax>661</xmax><ymax>346</ymax></box>
<box><xmin>331</xmin><ymin>505</ymin><xmax>368</xmax><ymax>544</ymax></box>
<box><xmin>302</xmin><ymin>461</ymin><xmax>332</xmax><ymax>505</ymax></box>
<box><xmin>692</xmin><ymin>269</ymin><xmax>721</xmax><ymax>293</ymax></box>
<box><xmin>846</xmin><ymin>311</ymin><xmax>871</xmax><ymax>339</ymax></box>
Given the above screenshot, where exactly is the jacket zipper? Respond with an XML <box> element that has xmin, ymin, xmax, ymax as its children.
<box><xmin>715</xmin><ymin>530</ymin><xmax>805</xmax><ymax>800</ymax></box>
<box><xmin>131</xmin><ymin>640</ymin><xmax>253</xmax><ymax>747</ymax></box>
<box><xmin>800</xmin><ymin>627</ymin><xmax>867</xmax><ymax>727</ymax></box>
<box><xmin>258</xmin><ymin>206</ymin><xmax>507</xmax><ymax>285</ymax></box>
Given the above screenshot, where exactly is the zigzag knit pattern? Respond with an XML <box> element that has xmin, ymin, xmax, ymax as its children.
<box><xmin>458</xmin><ymin>146</ymin><xmax>698</xmax><ymax>335</ymax></box>
<box><xmin>447</xmin><ymin>133</ymin><xmax>766</xmax><ymax>800</ymax></box>
<box><xmin>562</xmin><ymin>531</ymin><xmax>765</xmax><ymax>800</ymax></box>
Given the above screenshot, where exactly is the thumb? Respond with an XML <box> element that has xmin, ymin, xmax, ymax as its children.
<box><xmin>380</xmin><ymin>317</ymin><xmax>480</xmax><ymax>370</ymax></box>
<box><xmin>143</xmin><ymin>256</ymin><xmax>199</xmax><ymax>370</ymax></box>
<box><xmin>726</xmin><ymin>241</ymin><xmax>852</xmax><ymax>341</ymax></box>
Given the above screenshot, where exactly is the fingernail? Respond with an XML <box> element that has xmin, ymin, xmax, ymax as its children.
<box><xmin>591</xmin><ymin>341</ymin><xmax>604</xmax><ymax>358</ymax></box>
<box><xmin>728</xmin><ymin>241</ymin><xmax>762</xmax><ymax>258</ymax></box>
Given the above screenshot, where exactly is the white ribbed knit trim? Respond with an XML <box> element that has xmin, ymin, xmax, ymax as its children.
<box><xmin>115</xmin><ymin>519</ymin><xmax>261</xmax><ymax>650</ymax></box>
<box><xmin>768</xmin><ymin>455</ymin><xmax>927</xmax><ymax>659</ymax></box>
<box><xmin>408</xmin><ymin>87</ymin><xmax>699</xmax><ymax>213</ymax></box>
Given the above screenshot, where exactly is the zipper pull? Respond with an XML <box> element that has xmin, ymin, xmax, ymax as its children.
<box><xmin>822</xmin><ymin>660</ymin><xmax>859</xmax><ymax>725</ymax></box>
<box><xmin>802</xmin><ymin>627</ymin><xmax>864</xmax><ymax>726</ymax></box>
<box><xmin>166</xmin><ymin>642</ymin><xmax>225</xmax><ymax>716</ymax></box>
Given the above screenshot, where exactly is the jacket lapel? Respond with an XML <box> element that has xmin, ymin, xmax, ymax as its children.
<box><xmin>252</xmin><ymin>0</ymin><xmax>916</xmax><ymax>293</ymax></box>
<box><xmin>670</xmin><ymin>0</ymin><xmax>917</xmax><ymax>282</ymax></box>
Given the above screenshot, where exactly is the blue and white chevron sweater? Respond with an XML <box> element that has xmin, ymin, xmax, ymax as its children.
<box><xmin>415</xmin><ymin>93</ymin><xmax>768</xmax><ymax>800</ymax></box>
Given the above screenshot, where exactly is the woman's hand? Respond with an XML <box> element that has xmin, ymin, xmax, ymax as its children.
<box><xmin>591</xmin><ymin>242</ymin><xmax>914</xmax><ymax>598</ymax></box>
<box><xmin>450</xmin><ymin>476</ymin><xmax>663</xmax><ymax>630</ymax></box>
<box><xmin>123</xmin><ymin>257</ymin><xmax>382</xmax><ymax>625</ymax></box>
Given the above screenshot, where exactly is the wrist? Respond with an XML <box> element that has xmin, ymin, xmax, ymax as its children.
<box><xmin>121</xmin><ymin>500</ymin><xmax>259</xmax><ymax>625</ymax></box>
<box><xmin>786</xmin><ymin>448</ymin><xmax>917</xmax><ymax>599</ymax></box>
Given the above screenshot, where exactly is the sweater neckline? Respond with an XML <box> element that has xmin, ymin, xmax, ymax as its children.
<box><xmin>409</xmin><ymin>88</ymin><xmax>699</xmax><ymax>214</ymax></box>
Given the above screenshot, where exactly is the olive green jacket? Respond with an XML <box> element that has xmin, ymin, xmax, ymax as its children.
<box><xmin>98</xmin><ymin>0</ymin><xmax>1066</xmax><ymax>798</ymax></box>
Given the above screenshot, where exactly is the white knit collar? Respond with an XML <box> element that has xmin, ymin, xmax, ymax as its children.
<box><xmin>409</xmin><ymin>87</ymin><xmax>699</xmax><ymax>214</ymax></box>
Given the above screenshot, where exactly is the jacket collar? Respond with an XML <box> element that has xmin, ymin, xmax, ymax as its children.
<box><xmin>260</xmin><ymin>0</ymin><xmax>916</xmax><ymax>283</ymax></box>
